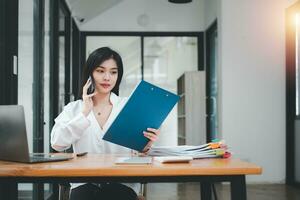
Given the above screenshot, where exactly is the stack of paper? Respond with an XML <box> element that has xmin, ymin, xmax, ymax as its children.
<box><xmin>148</xmin><ymin>140</ymin><xmax>231</xmax><ymax>159</ymax></box>
<box><xmin>154</xmin><ymin>156</ymin><xmax>193</xmax><ymax>163</ymax></box>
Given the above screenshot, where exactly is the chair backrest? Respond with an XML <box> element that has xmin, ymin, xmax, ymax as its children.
<box><xmin>58</xmin><ymin>183</ymin><xmax>147</xmax><ymax>200</ymax></box>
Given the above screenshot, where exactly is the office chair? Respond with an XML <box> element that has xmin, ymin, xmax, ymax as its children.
<box><xmin>58</xmin><ymin>183</ymin><xmax>147</xmax><ymax>200</ymax></box>
<box><xmin>57</xmin><ymin>146</ymin><xmax>147</xmax><ymax>200</ymax></box>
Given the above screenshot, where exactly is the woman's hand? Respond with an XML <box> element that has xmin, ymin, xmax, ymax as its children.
<box><xmin>142</xmin><ymin>128</ymin><xmax>160</xmax><ymax>153</ymax></box>
<box><xmin>81</xmin><ymin>79</ymin><xmax>97</xmax><ymax>116</ymax></box>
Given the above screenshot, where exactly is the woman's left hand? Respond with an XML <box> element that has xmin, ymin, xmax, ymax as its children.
<box><xmin>142</xmin><ymin>128</ymin><xmax>160</xmax><ymax>153</ymax></box>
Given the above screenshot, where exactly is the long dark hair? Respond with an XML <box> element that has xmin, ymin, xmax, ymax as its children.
<box><xmin>79</xmin><ymin>47</ymin><xmax>123</xmax><ymax>98</ymax></box>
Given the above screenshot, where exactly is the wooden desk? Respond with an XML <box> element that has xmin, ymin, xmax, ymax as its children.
<box><xmin>0</xmin><ymin>154</ymin><xmax>262</xmax><ymax>200</ymax></box>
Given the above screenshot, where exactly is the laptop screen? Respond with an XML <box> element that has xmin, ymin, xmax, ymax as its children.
<box><xmin>0</xmin><ymin>105</ymin><xmax>30</xmax><ymax>162</ymax></box>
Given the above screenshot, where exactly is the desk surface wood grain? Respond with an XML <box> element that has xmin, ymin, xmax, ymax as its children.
<box><xmin>0</xmin><ymin>154</ymin><xmax>262</xmax><ymax>177</ymax></box>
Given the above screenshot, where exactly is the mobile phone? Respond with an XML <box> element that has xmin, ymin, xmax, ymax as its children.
<box><xmin>87</xmin><ymin>76</ymin><xmax>95</xmax><ymax>94</ymax></box>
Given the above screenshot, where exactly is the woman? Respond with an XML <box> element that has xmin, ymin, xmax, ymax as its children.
<box><xmin>51</xmin><ymin>47</ymin><xmax>159</xmax><ymax>200</ymax></box>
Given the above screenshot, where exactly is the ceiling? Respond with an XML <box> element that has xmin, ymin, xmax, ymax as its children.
<box><xmin>66</xmin><ymin>0</ymin><xmax>123</xmax><ymax>24</ymax></box>
<box><xmin>65</xmin><ymin>0</ymin><xmax>199</xmax><ymax>31</ymax></box>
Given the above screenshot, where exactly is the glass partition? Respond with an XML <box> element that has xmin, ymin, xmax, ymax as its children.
<box><xmin>296</xmin><ymin>12</ymin><xmax>300</xmax><ymax>184</ymax></box>
<box><xmin>86</xmin><ymin>36</ymin><xmax>198</xmax><ymax>146</ymax></box>
<box><xmin>58</xmin><ymin>7</ymin><xmax>66</xmax><ymax>113</ymax></box>
<box><xmin>18</xmin><ymin>0</ymin><xmax>34</xmax><ymax>196</ymax></box>
<box><xmin>144</xmin><ymin>37</ymin><xmax>198</xmax><ymax>145</ymax></box>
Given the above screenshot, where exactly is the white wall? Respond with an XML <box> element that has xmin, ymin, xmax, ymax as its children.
<box><xmin>204</xmin><ymin>0</ymin><xmax>219</xmax><ymax>29</ymax></box>
<box><xmin>79</xmin><ymin>0</ymin><xmax>205</xmax><ymax>31</ymax></box>
<box><xmin>220</xmin><ymin>0</ymin><xmax>287</xmax><ymax>183</ymax></box>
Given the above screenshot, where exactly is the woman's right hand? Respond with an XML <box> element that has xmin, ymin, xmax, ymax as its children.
<box><xmin>81</xmin><ymin>79</ymin><xmax>97</xmax><ymax>116</ymax></box>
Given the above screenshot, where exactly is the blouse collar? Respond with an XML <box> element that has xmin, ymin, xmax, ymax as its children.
<box><xmin>109</xmin><ymin>92</ymin><xmax>119</xmax><ymax>106</ymax></box>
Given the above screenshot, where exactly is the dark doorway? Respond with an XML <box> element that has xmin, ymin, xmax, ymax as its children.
<box><xmin>286</xmin><ymin>1</ymin><xmax>300</xmax><ymax>185</ymax></box>
<box><xmin>205</xmin><ymin>20</ymin><xmax>218</xmax><ymax>142</ymax></box>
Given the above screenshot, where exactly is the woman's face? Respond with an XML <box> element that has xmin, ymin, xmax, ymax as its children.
<box><xmin>92</xmin><ymin>58</ymin><xmax>118</xmax><ymax>94</ymax></box>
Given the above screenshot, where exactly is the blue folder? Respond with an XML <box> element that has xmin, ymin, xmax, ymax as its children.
<box><xmin>103</xmin><ymin>80</ymin><xmax>180</xmax><ymax>152</ymax></box>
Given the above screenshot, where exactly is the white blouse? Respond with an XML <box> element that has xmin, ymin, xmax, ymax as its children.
<box><xmin>50</xmin><ymin>92</ymin><xmax>139</xmax><ymax>191</ymax></box>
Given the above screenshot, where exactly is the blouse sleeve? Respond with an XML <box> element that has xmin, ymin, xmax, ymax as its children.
<box><xmin>50</xmin><ymin>101</ymin><xmax>91</xmax><ymax>152</ymax></box>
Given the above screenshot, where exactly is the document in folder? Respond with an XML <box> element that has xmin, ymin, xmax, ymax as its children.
<box><xmin>103</xmin><ymin>80</ymin><xmax>180</xmax><ymax>152</ymax></box>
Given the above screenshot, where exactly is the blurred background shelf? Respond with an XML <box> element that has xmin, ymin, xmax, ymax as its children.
<box><xmin>177</xmin><ymin>71</ymin><xmax>206</xmax><ymax>145</ymax></box>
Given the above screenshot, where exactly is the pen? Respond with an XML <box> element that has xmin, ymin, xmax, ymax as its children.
<box><xmin>76</xmin><ymin>152</ymin><xmax>88</xmax><ymax>157</ymax></box>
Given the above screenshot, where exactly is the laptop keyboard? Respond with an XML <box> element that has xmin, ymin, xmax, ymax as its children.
<box><xmin>29</xmin><ymin>156</ymin><xmax>53</xmax><ymax>162</ymax></box>
<box><xmin>28</xmin><ymin>154</ymin><xmax>73</xmax><ymax>163</ymax></box>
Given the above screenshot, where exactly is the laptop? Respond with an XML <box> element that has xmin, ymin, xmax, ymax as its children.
<box><xmin>0</xmin><ymin>105</ymin><xmax>73</xmax><ymax>163</ymax></box>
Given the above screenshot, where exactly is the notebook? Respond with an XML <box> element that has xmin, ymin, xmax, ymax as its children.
<box><xmin>0</xmin><ymin>105</ymin><xmax>73</xmax><ymax>163</ymax></box>
<box><xmin>103</xmin><ymin>81</ymin><xmax>180</xmax><ymax>151</ymax></box>
<box><xmin>115</xmin><ymin>157</ymin><xmax>152</xmax><ymax>165</ymax></box>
